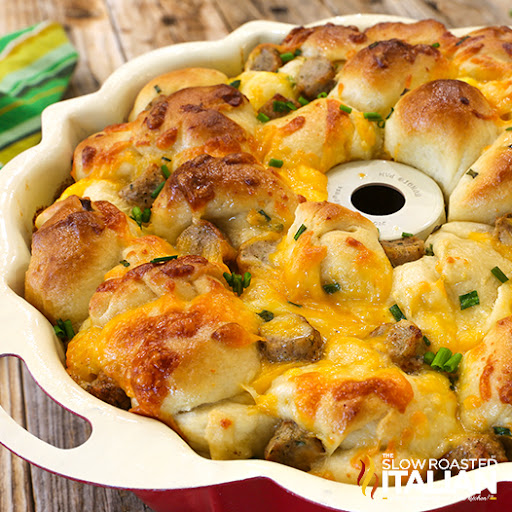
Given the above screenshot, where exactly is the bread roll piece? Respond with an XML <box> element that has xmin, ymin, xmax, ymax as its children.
<box><xmin>73</xmin><ymin>84</ymin><xmax>258</xmax><ymax>182</ymax></box>
<box><xmin>25</xmin><ymin>196</ymin><xmax>135</xmax><ymax>328</ymax></box>
<box><xmin>364</xmin><ymin>19</ymin><xmax>456</xmax><ymax>52</ymax></box>
<box><xmin>257</xmin><ymin>98</ymin><xmax>380</xmax><ymax>173</ymax></box>
<box><xmin>67</xmin><ymin>256</ymin><xmax>262</xmax><ymax>425</ymax></box>
<box><xmin>335</xmin><ymin>39</ymin><xmax>450</xmax><ymax>117</ymax></box>
<box><xmin>391</xmin><ymin>222</ymin><xmax>512</xmax><ymax>353</ymax></box>
<box><xmin>151</xmin><ymin>152</ymin><xmax>298</xmax><ymax>247</ymax></box>
<box><xmin>128</xmin><ymin>67</ymin><xmax>228</xmax><ymax>121</ymax></box>
<box><xmin>274</xmin><ymin>201</ymin><xmax>392</xmax><ymax>302</ymax></box>
<box><xmin>458</xmin><ymin>316</ymin><xmax>512</xmax><ymax>432</ymax></box>
<box><xmin>449</xmin><ymin>131</ymin><xmax>512</xmax><ymax>224</ymax></box>
<box><xmin>385</xmin><ymin>79</ymin><xmax>500</xmax><ymax>196</ymax></box>
<box><xmin>452</xmin><ymin>26</ymin><xmax>512</xmax><ymax>82</ymax></box>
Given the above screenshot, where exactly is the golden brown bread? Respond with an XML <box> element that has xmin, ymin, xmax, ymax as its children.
<box><xmin>335</xmin><ymin>39</ymin><xmax>450</xmax><ymax>116</ymax></box>
<box><xmin>151</xmin><ymin>152</ymin><xmax>298</xmax><ymax>247</ymax></box>
<box><xmin>385</xmin><ymin>79</ymin><xmax>500</xmax><ymax>196</ymax></box>
<box><xmin>128</xmin><ymin>67</ymin><xmax>228</xmax><ymax>121</ymax></box>
<box><xmin>25</xmin><ymin>196</ymin><xmax>135</xmax><ymax>328</ymax></box>
<box><xmin>449</xmin><ymin>130</ymin><xmax>512</xmax><ymax>224</ymax></box>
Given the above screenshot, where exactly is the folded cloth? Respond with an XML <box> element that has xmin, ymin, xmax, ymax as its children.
<box><xmin>0</xmin><ymin>21</ymin><xmax>78</xmax><ymax>169</ymax></box>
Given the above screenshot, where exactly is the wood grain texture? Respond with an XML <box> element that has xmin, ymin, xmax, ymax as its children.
<box><xmin>0</xmin><ymin>1</ymin><xmax>509</xmax><ymax>511</ymax></box>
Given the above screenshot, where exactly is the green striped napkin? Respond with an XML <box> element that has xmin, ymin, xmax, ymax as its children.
<box><xmin>0</xmin><ymin>21</ymin><xmax>78</xmax><ymax>169</ymax></box>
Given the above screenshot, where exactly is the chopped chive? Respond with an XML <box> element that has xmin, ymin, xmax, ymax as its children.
<box><xmin>54</xmin><ymin>319</ymin><xmax>75</xmax><ymax>342</ymax></box>
<box><xmin>154</xmin><ymin>84</ymin><xmax>162</xmax><ymax>94</ymax></box>
<box><xmin>151</xmin><ymin>182</ymin><xmax>165</xmax><ymax>199</ymax></box>
<box><xmin>443</xmin><ymin>352</ymin><xmax>462</xmax><ymax>373</ymax></box>
<box><xmin>491</xmin><ymin>266</ymin><xmax>509</xmax><ymax>283</ymax></box>
<box><xmin>432</xmin><ymin>42</ymin><xmax>440</xmax><ymax>48</ymax></box>
<box><xmin>162</xmin><ymin>156</ymin><xmax>171</xmax><ymax>162</ymax></box>
<box><xmin>339</xmin><ymin>104</ymin><xmax>352</xmax><ymax>114</ymax></box>
<box><xmin>294</xmin><ymin>224</ymin><xmax>307</xmax><ymax>241</ymax></box>
<box><xmin>130</xmin><ymin>206</ymin><xmax>143</xmax><ymax>227</ymax></box>
<box><xmin>294</xmin><ymin>49</ymin><xmax>302</xmax><ymax>56</ymax></box>
<box><xmin>273</xmin><ymin>100</ymin><xmax>291</xmax><ymax>113</ymax></box>
<box><xmin>389</xmin><ymin>304</ymin><xmax>406</xmax><ymax>322</ymax></box>
<box><xmin>364</xmin><ymin>112</ymin><xmax>383</xmax><ymax>121</ymax></box>
<box><xmin>402</xmin><ymin>232</ymin><xmax>413</xmax><ymax>238</ymax></box>
<box><xmin>401</xmin><ymin>88</ymin><xmax>409</xmax><ymax>96</ymax></box>
<box><xmin>323</xmin><ymin>282</ymin><xmax>341</xmax><ymax>294</ymax></box>
<box><xmin>268</xmin><ymin>158</ymin><xmax>284</xmax><ymax>168</ymax></box>
<box><xmin>368</xmin><ymin>41</ymin><xmax>379</xmax><ymax>49</ymax></box>
<box><xmin>223</xmin><ymin>271</ymin><xmax>251</xmax><ymax>295</ymax></box>
<box><xmin>426</xmin><ymin>244</ymin><xmax>434</xmax><ymax>256</ymax></box>
<box><xmin>280</xmin><ymin>52</ymin><xmax>295</xmax><ymax>63</ymax></box>
<box><xmin>493</xmin><ymin>426</ymin><xmax>512</xmax><ymax>436</ymax></box>
<box><xmin>150</xmin><ymin>255</ymin><xmax>178</xmax><ymax>264</ymax></box>
<box><xmin>286</xmin><ymin>101</ymin><xmax>297</xmax><ymax>110</ymax></box>
<box><xmin>258</xmin><ymin>310</ymin><xmax>274</xmax><ymax>322</ymax></box>
<box><xmin>317</xmin><ymin>92</ymin><xmax>328</xmax><ymax>98</ymax></box>
<box><xmin>288</xmin><ymin>300</ymin><xmax>303</xmax><ymax>308</ymax></box>
<box><xmin>506</xmin><ymin>127</ymin><xmax>512</xmax><ymax>131</ymax></box>
<box><xmin>456</xmin><ymin>35</ymin><xmax>470</xmax><ymax>46</ymax></box>
<box><xmin>141</xmin><ymin>208</ymin><xmax>151</xmax><ymax>224</ymax></box>
<box><xmin>459</xmin><ymin>290</ymin><xmax>479</xmax><ymax>310</ymax></box>
<box><xmin>298</xmin><ymin>96</ymin><xmax>309</xmax><ymax>106</ymax></box>
<box><xmin>120</xmin><ymin>259</ymin><xmax>130</xmax><ymax>267</ymax></box>
<box><xmin>229</xmin><ymin>79</ymin><xmax>241</xmax><ymax>89</ymax></box>
<box><xmin>423</xmin><ymin>335</ymin><xmax>431</xmax><ymax>346</ymax></box>
<box><xmin>258</xmin><ymin>209</ymin><xmax>271</xmax><ymax>222</ymax></box>
<box><xmin>161</xmin><ymin>164</ymin><xmax>171</xmax><ymax>179</ymax></box>
<box><xmin>423</xmin><ymin>351</ymin><xmax>435</xmax><ymax>365</ymax></box>
<box><xmin>257</xmin><ymin>112</ymin><xmax>270</xmax><ymax>123</ymax></box>
<box><xmin>385</xmin><ymin>107</ymin><xmax>394</xmax><ymax>119</ymax></box>
<box><xmin>466</xmin><ymin>169</ymin><xmax>478</xmax><ymax>179</ymax></box>
<box><xmin>431</xmin><ymin>347</ymin><xmax>452</xmax><ymax>370</ymax></box>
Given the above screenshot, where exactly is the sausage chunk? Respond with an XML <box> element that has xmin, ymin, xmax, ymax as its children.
<box><xmin>435</xmin><ymin>435</ymin><xmax>508</xmax><ymax>478</ymax></box>
<box><xmin>381</xmin><ymin>236</ymin><xmax>425</xmax><ymax>267</ymax></box>
<box><xmin>264</xmin><ymin>420</ymin><xmax>325</xmax><ymax>471</ymax></box>
<box><xmin>237</xmin><ymin>238</ymin><xmax>279</xmax><ymax>273</ymax></box>
<box><xmin>247</xmin><ymin>44</ymin><xmax>283</xmax><ymax>72</ymax></box>
<box><xmin>118</xmin><ymin>163</ymin><xmax>163</xmax><ymax>208</ymax></box>
<box><xmin>495</xmin><ymin>214</ymin><xmax>512</xmax><ymax>245</ymax></box>
<box><xmin>176</xmin><ymin>220</ymin><xmax>237</xmax><ymax>265</ymax></box>
<box><xmin>296</xmin><ymin>57</ymin><xmax>336</xmax><ymax>100</ymax></box>
<box><xmin>85</xmin><ymin>373</ymin><xmax>131</xmax><ymax>410</ymax></box>
<box><xmin>369</xmin><ymin>320</ymin><xmax>424</xmax><ymax>373</ymax></box>
<box><xmin>258</xmin><ymin>313</ymin><xmax>324</xmax><ymax>363</ymax></box>
<box><xmin>257</xmin><ymin>94</ymin><xmax>301</xmax><ymax>121</ymax></box>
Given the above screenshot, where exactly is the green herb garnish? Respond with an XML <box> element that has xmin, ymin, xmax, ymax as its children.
<box><xmin>150</xmin><ymin>255</ymin><xmax>178</xmax><ymax>264</ymax></box>
<box><xmin>494</xmin><ymin>426</ymin><xmax>512</xmax><ymax>436</ymax></box>
<box><xmin>53</xmin><ymin>319</ymin><xmax>75</xmax><ymax>342</ymax></box>
<box><xmin>432</xmin><ymin>42</ymin><xmax>440</xmax><ymax>48</ymax></box>
<box><xmin>423</xmin><ymin>335</ymin><xmax>431</xmax><ymax>346</ymax></box>
<box><xmin>280</xmin><ymin>52</ymin><xmax>296</xmax><ymax>63</ymax></box>
<box><xmin>151</xmin><ymin>182</ymin><xmax>165</xmax><ymax>199</ymax></box>
<box><xmin>229</xmin><ymin>79</ymin><xmax>241</xmax><ymax>89</ymax></box>
<box><xmin>130</xmin><ymin>206</ymin><xmax>151</xmax><ymax>227</ymax></box>
<box><xmin>257</xmin><ymin>112</ymin><xmax>270</xmax><ymax>123</ymax></box>
<box><xmin>426</xmin><ymin>244</ymin><xmax>434</xmax><ymax>256</ymax></box>
<box><xmin>491</xmin><ymin>266</ymin><xmax>509</xmax><ymax>284</ymax></box>
<box><xmin>258</xmin><ymin>310</ymin><xmax>274</xmax><ymax>322</ymax></box>
<box><xmin>443</xmin><ymin>353</ymin><xmax>463</xmax><ymax>373</ymax></box>
<box><xmin>223</xmin><ymin>271</ymin><xmax>252</xmax><ymax>296</ymax></box>
<box><xmin>431</xmin><ymin>347</ymin><xmax>452</xmax><ymax>370</ymax></box>
<box><xmin>298</xmin><ymin>96</ymin><xmax>309</xmax><ymax>106</ymax></box>
<box><xmin>287</xmin><ymin>300</ymin><xmax>303</xmax><ymax>308</ymax></box>
<box><xmin>161</xmin><ymin>164</ymin><xmax>171</xmax><ymax>179</ymax></box>
<box><xmin>323</xmin><ymin>282</ymin><xmax>341</xmax><ymax>294</ymax></box>
<box><xmin>466</xmin><ymin>169</ymin><xmax>478</xmax><ymax>179</ymax></box>
<box><xmin>154</xmin><ymin>84</ymin><xmax>162</xmax><ymax>94</ymax></box>
<box><xmin>268</xmin><ymin>158</ymin><xmax>284</xmax><ymax>168</ymax></box>
<box><xmin>294</xmin><ymin>224</ymin><xmax>307</xmax><ymax>241</ymax></box>
<box><xmin>459</xmin><ymin>290</ymin><xmax>479</xmax><ymax>310</ymax></box>
<box><xmin>120</xmin><ymin>259</ymin><xmax>130</xmax><ymax>267</ymax></box>
<box><xmin>402</xmin><ymin>232</ymin><xmax>413</xmax><ymax>238</ymax></box>
<box><xmin>364</xmin><ymin>112</ymin><xmax>383</xmax><ymax>122</ymax></box>
<box><xmin>339</xmin><ymin>104</ymin><xmax>352</xmax><ymax>114</ymax></box>
<box><xmin>258</xmin><ymin>209</ymin><xmax>271</xmax><ymax>222</ymax></box>
<box><xmin>456</xmin><ymin>35</ymin><xmax>470</xmax><ymax>46</ymax></box>
<box><xmin>423</xmin><ymin>351</ymin><xmax>435</xmax><ymax>365</ymax></box>
<box><xmin>389</xmin><ymin>304</ymin><xmax>406</xmax><ymax>322</ymax></box>
<box><xmin>317</xmin><ymin>92</ymin><xmax>328</xmax><ymax>98</ymax></box>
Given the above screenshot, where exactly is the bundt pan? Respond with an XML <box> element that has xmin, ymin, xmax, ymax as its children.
<box><xmin>0</xmin><ymin>14</ymin><xmax>510</xmax><ymax>512</ymax></box>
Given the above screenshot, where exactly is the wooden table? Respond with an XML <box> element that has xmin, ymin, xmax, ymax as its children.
<box><xmin>0</xmin><ymin>1</ymin><xmax>510</xmax><ymax>510</ymax></box>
